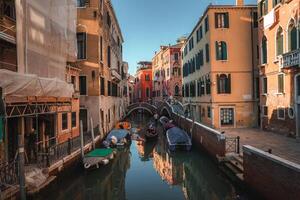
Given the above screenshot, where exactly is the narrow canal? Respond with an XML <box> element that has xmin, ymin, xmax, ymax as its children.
<box><xmin>34</xmin><ymin>111</ymin><xmax>253</xmax><ymax>200</ymax></box>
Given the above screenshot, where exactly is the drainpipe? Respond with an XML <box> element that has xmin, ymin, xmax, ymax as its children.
<box><xmin>250</xmin><ymin>9</ymin><xmax>256</xmax><ymax>126</ymax></box>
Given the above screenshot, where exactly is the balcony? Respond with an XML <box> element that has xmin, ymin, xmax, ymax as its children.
<box><xmin>111</xmin><ymin>69</ymin><xmax>121</xmax><ymax>82</ymax></box>
<box><xmin>281</xmin><ymin>49</ymin><xmax>300</xmax><ymax>68</ymax></box>
<box><xmin>0</xmin><ymin>14</ymin><xmax>16</xmax><ymax>44</ymax></box>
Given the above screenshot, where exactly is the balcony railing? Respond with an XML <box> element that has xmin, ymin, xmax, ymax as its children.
<box><xmin>111</xmin><ymin>69</ymin><xmax>121</xmax><ymax>81</ymax></box>
<box><xmin>281</xmin><ymin>49</ymin><xmax>300</xmax><ymax>68</ymax></box>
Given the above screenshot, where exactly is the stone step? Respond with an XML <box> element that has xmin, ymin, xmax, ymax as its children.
<box><xmin>228</xmin><ymin>158</ymin><xmax>244</xmax><ymax>172</ymax></box>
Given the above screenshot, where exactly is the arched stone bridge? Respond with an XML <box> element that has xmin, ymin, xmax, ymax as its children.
<box><xmin>126</xmin><ymin>101</ymin><xmax>184</xmax><ymax>118</ymax></box>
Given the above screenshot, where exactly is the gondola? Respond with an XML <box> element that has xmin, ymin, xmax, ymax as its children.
<box><xmin>166</xmin><ymin>127</ymin><xmax>192</xmax><ymax>152</ymax></box>
<box><xmin>83</xmin><ymin>148</ymin><xmax>115</xmax><ymax>169</ymax></box>
<box><xmin>159</xmin><ymin>116</ymin><xmax>175</xmax><ymax>131</ymax></box>
<box><xmin>144</xmin><ymin>122</ymin><xmax>158</xmax><ymax>141</ymax></box>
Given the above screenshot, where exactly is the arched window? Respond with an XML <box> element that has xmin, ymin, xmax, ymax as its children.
<box><xmin>215</xmin><ymin>41</ymin><xmax>227</xmax><ymax>60</ymax></box>
<box><xmin>217</xmin><ymin>74</ymin><xmax>231</xmax><ymax>94</ymax></box>
<box><xmin>288</xmin><ymin>20</ymin><xmax>297</xmax><ymax>51</ymax></box>
<box><xmin>276</xmin><ymin>27</ymin><xmax>283</xmax><ymax>56</ymax></box>
<box><xmin>174</xmin><ymin>85</ymin><xmax>179</xmax><ymax>96</ymax></box>
<box><xmin>262</xmin><ymin>36</ymin><xmax>267</xmax><ymax>64</ymax></box>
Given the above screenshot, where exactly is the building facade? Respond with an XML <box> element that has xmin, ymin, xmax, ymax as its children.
<box><xmin>76</xmin><ymin>0</ymin><xmax>126</xmax><ymax>137</ymax></box>
<box><xmin>134</xmin><ymin>61</ymin><xmax>153</xmax><ymax>102</ymax></box>
<box><xmin>258</xmin><ymin>0</ymin><xmax>300</xmax><ymax>138</ymax></box>
<box><xmin>152</xmin><ymin>39</ymin><xmax>185</xmax><ymax>102</ymax></box>
<box><xmin>182</xmin><ymin>1</ymin><xmax>258</xmax><ymax>129</ymax></box>
<box><xmin>0</xmin><ymin>0</ymin><xmax>79</xmax><ymax>164</ymax></box>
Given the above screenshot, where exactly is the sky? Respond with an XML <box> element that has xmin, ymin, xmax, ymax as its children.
<box><xmin>111</xmin><ymin>0</ymin><xmax>256</xmax><ymax>75</ymax></box>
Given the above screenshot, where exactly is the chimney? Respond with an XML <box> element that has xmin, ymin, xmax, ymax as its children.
<box><xmin>236</xmin><ymin>0</ymin><xmax>244</xmax><ymax>6</ymax></box>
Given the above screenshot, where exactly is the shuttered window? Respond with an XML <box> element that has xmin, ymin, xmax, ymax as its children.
<box><xmin>77</xmin><ymin>32</ymin><xmax>86</xmax><ymax>59</ymax></box>
<box><xmin>206</xmin><ymin>76</ymin><xmax>211</xmax><ymax>95</ymax></box>
<box><xmin>262</xmin><ymin>36</ymin><xmax>267</xmax><ymax>64</ymax></box>
<box><xmin>288</xmin><ymin>25</ymin><xmax>297</xmax><ymax>51</ymax></box>
<box><xmin>216</xmin><ymin>41</ymin><xmax>227</xmax><ymax>60</ymax></box>
<box><xmin>278</xmin><ymin>74</ymin><xmax>284</xmax><ymax>94</ymax></box>
<box><xmin>107</xmin><ymin>81</ymin><xmax>111</xmax><ymax>96</ymax></box>
<box><xmin>100</xmin><ymin>77</ymin><xmax>105</xmax><ymax>95</ymax></box>
<box><xmin>276</xmin><ymin>27</ymin><xmax>283</xmax><ymax>56</ymax></box>
<box><xmin>217</xmin><ymin>74</ymin><xmax>231</xmax><ymax>94</ymax></box>
<box><xmin>205</xmin><ymin>16</ymin><xmax>209</xmax><ymax>33</ymax></box>
<box><xmin>215</xmin><ymin>13</ymin><xmax>229</xmax><ymax>28</ymax></box>
<box><xmin>205</xmin><ymin>44</ymin><xmax>210</xmax><ymax>63</ymax></box>
<box><xmin>79</xmin><ymin>76</ymin><xmax>87</xmax><ymax>95</ymax></box>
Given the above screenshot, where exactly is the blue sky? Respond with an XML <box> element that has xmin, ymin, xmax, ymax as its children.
<box><xmin>111</xmin><ymin>0</ymin><xmax>256</xmax><ymax>75</ymax></box>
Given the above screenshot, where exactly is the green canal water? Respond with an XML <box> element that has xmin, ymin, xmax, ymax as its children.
<box><xmin>34</xmin><ymin>112</ymin><xmax>254</xmax><ymax>200</ymax></box>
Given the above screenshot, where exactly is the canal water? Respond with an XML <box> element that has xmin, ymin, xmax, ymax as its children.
<box><xmin>35</xmin><ymin>112</ymin><xmax>253</xmax><ymax>200</ymax></box>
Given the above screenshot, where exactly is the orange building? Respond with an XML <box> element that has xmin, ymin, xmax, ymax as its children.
<box><xmin>134</xmin><ymin>61</ymin><xmax>153</xmax><ymax>102</ymax></box>
<box><xmin>152</xmin><ymin>38</ymin><xmax>185</xmax><ymax>102</ymax></box>
<box><xmin>258</xmin><ymin>0</ymin><xmax>300</xmax><ymax>138</ymax></box>
<box><xmin>182</xmin><ymin>1</ymin><xmax>259</xmax><ymax>129</ymax></box>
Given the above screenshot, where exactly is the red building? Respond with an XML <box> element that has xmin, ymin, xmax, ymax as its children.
<box><xmin>134</xmin><ymin>61</ymin><xmax>153</xmax><ymax>102</ymax></box>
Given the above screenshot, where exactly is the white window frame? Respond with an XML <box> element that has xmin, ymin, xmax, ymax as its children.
<box><xmin>277</xmin><ymin>73</ymin><xmax>285</xmax><ymax>94</ymax></box>
<box><xmin>277</xmin><ymin>107</ymin><xmax>285</xmax><ymax>120</ymax></box>
<box><xmin>288</xmin><ymin>106</ymin><xmax>295</xmax><ymax>119</ymax></box>
<box><xmin>261</xmin><ymin>76</ymin><xmax>268</xmax><ymax>95</ymax></box>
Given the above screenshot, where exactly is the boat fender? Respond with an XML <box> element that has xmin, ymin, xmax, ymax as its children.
<box><xmin>84</xmin><ymin>163</ymin><xmax>91</xmax><ymax>169</ymax></box>
<box><xmin>109</xmin><ymin>153</ymin><xmax>114</xmax><ymax>160</ymax></box>
<box><xmin>101</xmin><ymin>159</ymin><xmax>109</xmax><ymax>165</ymax></box>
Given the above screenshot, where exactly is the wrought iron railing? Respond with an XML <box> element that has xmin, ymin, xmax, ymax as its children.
<box><xmin>225</xmin><ymin>136</ymin><xmax>240</xmax><ymax>154</ymax></box>
<box><xmin>0</xmin><ymin>160</ymin><xmax>19</xmax><ymax>190</ymax></box>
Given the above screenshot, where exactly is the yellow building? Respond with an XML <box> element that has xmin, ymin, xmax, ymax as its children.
<box><xmin>258</xmin><ymin>0</ymin><xmax>300</xmax><ymax>138</ymax></box>
<box><xmin>76</xmin><ymin>0</ymin><xmax>126</xmax><ymax>137</ymax></box>
<box><xmin>182</xmin><ymin>1</ymin><xmax>259</xmax><ymax>129</ymax></box>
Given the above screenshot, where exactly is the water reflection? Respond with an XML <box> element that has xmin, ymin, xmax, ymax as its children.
<box><xmin>35</xmin><ymin>112</ymin><xmax>250</xmax><ymax>200</ymax></box>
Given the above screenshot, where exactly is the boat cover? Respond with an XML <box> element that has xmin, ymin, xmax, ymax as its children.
<box><xmin>85</xmin><ymin>148</ymin><xmax>114</xmax><ymax>158</ymax></box>
<box><xmin>167</xmin><ymin>127</ymin><xmax>190</xmax><ymax>144</ymax></box>
<box><xmin>106</xmin><ymin>129</ymin><xmax>129</xmax><ymax>142</ymax></box>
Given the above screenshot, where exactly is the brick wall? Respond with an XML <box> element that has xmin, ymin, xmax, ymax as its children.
<box><xmin>243</xmin><ymin>145</ymin><xmax>300</xmax><ymax>200</ymax></box>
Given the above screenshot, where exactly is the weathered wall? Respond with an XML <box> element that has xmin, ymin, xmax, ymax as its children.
<box><xmin>243</xmin><ymin>145</ymin><xmax>300</xmax><ymax>200</ymax></box>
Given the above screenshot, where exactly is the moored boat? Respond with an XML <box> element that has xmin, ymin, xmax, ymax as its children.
<box><xmin>144</xmin><ymin>122</ymin><xmax>158</xmax><ymax>141</ymax></box>
<box><xmin>116</xmin><ymin>121</ymin><xmax>132</xmax><ymax>130</ymax></box>
<box><xmin>83</xmin><ymin>148</ymin><xmax>115</xmax><ymax>169</ymax></box>
<box><xmin>103</xmin><ymin>129</ymin><xmax>131</xmax><ymax>148</ymax></box>
<box><xmin>166</xmin><ymin>127</ymin><xmax>192</xmax><ymax>152</ymax></box>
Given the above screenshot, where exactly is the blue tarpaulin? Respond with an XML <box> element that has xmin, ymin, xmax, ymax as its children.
<box><xmin>167</xmin><ymin>127</ymin><xmax>189</xmax><ymax>144</ymax></box>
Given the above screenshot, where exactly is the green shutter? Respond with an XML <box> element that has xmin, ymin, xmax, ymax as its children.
<box><xmin>215</xmin><ymin>13</ymin><xmax>218</xmax><ymax>28</ymax></box>
<box><xmin>225</xmin><ymin>13</ymin><xmax>229</xmax><ymax>28</ymax></box>
<box><xmin>217</xmin><ymin>74</ymin><xmax>220</xmax><ymax>94</ymax></box>
<box><xmin>290</xmin><ymin>27</ymin><xmax>297</xmax><ymax>51</ymax></box>
<box><xmin>222</xmin><ymin>42</ymin><xmax>227</xmax><ymax>60</ymax></box>
<box><xmin>215</xmin><ymin>41</ymin><xmax>219</xmax><ymax>60</ymax></box>
<box><xmin>227</xmin><ymin>74</ymin><xmax>231</xmax><ymax>93</ymax></box>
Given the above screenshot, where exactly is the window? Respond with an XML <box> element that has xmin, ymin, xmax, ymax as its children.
<box><xmin>206</xmin><ymin>76</ymin><xmax>211</xmax><ymax>95</ymax></box>
<box><xmin>288</xmin><ymin>107</ymin><xmax>295</xmax><ymax>119</ymax></box>
<box><xmin>297</xmin><ymin>76</ymin><xmax>300</xmax><ymax>97</ymax></box>
<box><xmin>174</xmin><ymin>85</ymin><xmax>179</xmax><ymax>96</ymax></box>
<box><xmin>190</xmin><ymin>81</ymin><xmax>196</xmax><ymax>97</ymax></box>
<box><xmin>77</xmin><ymin>0</ymin><xmax>85</xmax><ymax>7</ymax></box>
<box><xmin>79</xmin><ymin>76</ymin><xmax>87</xmax><ymax>95</ymax></box>
<box><xmin>205</xmin><ymin>44</ymin><xmax>210</xmax><ymax>63</ymax></box>
<box><xmin>288</xmin><ymin>22</ymin><xmax>297</xmax><ymax>52</ymax></box>
<box><xmin>207</xmin><ymin>106</ymin><xmax>211</xmax><ymax>118</ymax></box>
<box><xmin>273</xmin><ymin>0</ymin><xmax>281</xmax><ymax>7</ymax></box>
<box><xmin>220</xmin><ymin>108</ymin><xmax>234</xmax><ymax>126</ymax></box>
<box><xmin>215</xmin><ymin>13</ymin><xmax>229</xmax><ymax>28</ymax></box>
<box><xmin>145</xmin><ymin>74</ymin><xmax>150</xmax><ymax>81</ymax></box>
<box><xmin>71</xmin><ymin>76</ymin><xmax>76</xmax><ymax>89</ymax></box>
<box><xmin>215</xmin><ymin>41</ymin><xmax>227</xmax><ymax>60</ymax></box>
<box><xmin>146</xmin><ymin>87</ymin><xmax>150</xmax><ymax>98</ymax></box>
<box><xmin>174</xmin><ymin>53</ymin><xmax>179</xmax><ymax>61</ymax></box>
<box><xmin>278</xmin><ymin>74</ymin><xmax>284</xmax><ymax>93</ymax></box>
<box><xmin>253</xmin><ymin>12</ymin><xmax>258</xmax><ymax>28</ymax></box>
<box><xmin>108</xmin><ymin>109</ymin><xmax>111</xmax><ymax>123</ymax></box>
<box><xmin>3</xmin><ymin>2</ymin><xmax>16</xmax><ymax>19</ymax></box>
<box><xmin>196</xmin><ymin>26</ymin><xmax>203</xmax><ymax>42</ymax></box>
<box><xmin>100</xmin><ymin>36</ymin><xmax>103</xmax><ymax>61</ymax></box>
<box><xmin>205</xmin><ymin>16</ymin><xmax>209</xmax><ymax>33</ymax></box>
<box><xmin>261</xmin><ymin>36</ymin><xmax>267</xmax><ymax>64</ymax></box>
<box><xmin>185</xmin><ymin>84</ymin><xmax>189</xmax><ymax>97</ymax></box>
<box><xmin>107</xmin><ymin>46</ymin><xmax>111</xmax><ymax>68</ymax></box>
<box><xmin>77</xmin><ymin>33</ymin><xmax>86</xmax><ymax>59</ymax></box>
<box><xmin>62</xmin><ymin>113</ymin><xmax>68</xmax><ymax>130</ymax></box>
<box><xmin>276</xmin><ymin>27</ymin><xmax>283</xmax><ymax>56</ymax></box>
<box><xmin>277</xmin><ymin>108</ymin><xmax>285</xmax><ymax>120</ymax></box>
<box><xmin>112</xmin><ymin>83</ymin><xmax>117</xmax><ymax>97</ymax></box>
<box><xmin>217</xmin><ymin>74</ymin><xmax>231</xmax><ymax>94</ymax></box>
<box><xmin>262</xmin><ymin>106</ymin><xmax>268</xmax><ymax>117</ymax></box>
<box><xmin>100</xmin><ymin>77</ymin><xmax>105</xmax><ymax>95</ymax></box>
<box><xmin>262</xmin><ymin>77</ymin><xmax>268</xmax><ymax>94</ymax></box>
<box><xmin>189</xmin><ymin>37</ymin><xmax>194</xmax><ymax>51</ymax></box>
<box><xmin>182</xmin><ymin>86</ymin><xmax>185</xmax><ymax>97</ymax></box>
<box><xmin>72</xmin><ymin>112</ymin><xmax>77</xmax><ymax>128</ymax></box>
<box><xmin>259</xmin><ymin>0</ymin><xmax>268</xmax><ymax>17</ymax></box>
<box><xmin>107</xmin><ymin>81</ymin><xmax>111</xmax><ymax>96</ymax></box>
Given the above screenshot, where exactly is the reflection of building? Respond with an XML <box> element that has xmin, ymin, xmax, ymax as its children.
<box><xmin>152</xmin><ymin>39</ymin><xmax>185</xmax><ymax>102</ymax></box>
<box><xmin>258</xmin><ymin>0</ymin><xmax>300</xmax><ymax>138</ymax></box>
<box><xmin>182</xmin><ymin>1</ymin><xmax>258</xmax><ymax>128</ymax></box>
<box><xmin>128</xmin><ymin>75</ymin><xmax>135</xmax><ymax>104</ymax></box>
<box><xmin>152</xmin><ymin>139</ymin><xmax>183</xmax><ymax>185</ymax></box>
<box><xmin>0</xmin><ymin>0</ymin><xmax>79</xmax><ymax>163</ymax></box>
<box><xmin>76</xmin><ymin>0</ymin><xmax>126</xmax><ymax>137</ymax></box>
<box><xmin>134</xmin><ymin>61</ymin><xmax>153</xmax><ymax>102</ymax></box>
